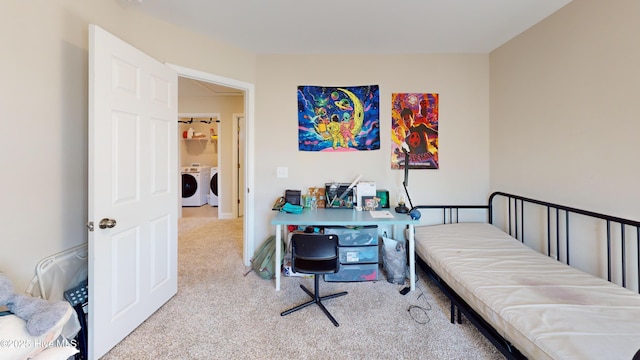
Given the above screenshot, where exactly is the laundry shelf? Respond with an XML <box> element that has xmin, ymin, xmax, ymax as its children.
<box><xmin>182</xmin><ymin>137</ymin><xmax>210</xmax><ymax>152</ymax></box>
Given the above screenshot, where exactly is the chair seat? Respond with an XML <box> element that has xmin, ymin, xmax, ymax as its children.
<box><xmin>293</xmin><ymin>258</ymin><xmax>339</xmax><ymax>274</ymax></box>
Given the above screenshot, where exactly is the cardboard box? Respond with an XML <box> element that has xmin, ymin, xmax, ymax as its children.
<box><xmin>307</xmin><ymin>187</ymin><xmax>326</xmax><ymax>208</ymax></box>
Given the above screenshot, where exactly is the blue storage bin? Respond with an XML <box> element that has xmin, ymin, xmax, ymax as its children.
<box><xmin>339</xmin><ymin>246</ymin><xmax>378</xmax><ymax>264</ymax></box>
<box><xmin>324</xmin><ymin>226</ymin><xmax>378</xmax><ymax>246</ymax></box>
<box><xmin>324</xmin><ymin>263</ymin><xmax>379</xmax><ymax>282</ymax></box>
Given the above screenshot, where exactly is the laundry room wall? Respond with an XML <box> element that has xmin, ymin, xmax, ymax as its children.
<box><xmin>179</xmin><ymin>118</ymin><xmax>219</xmax><ymax>168</ymax></box>
<box><xmin>178</xmin><ymin>92</ymin><xmax>244</xmax><ymax>217</ymax></box>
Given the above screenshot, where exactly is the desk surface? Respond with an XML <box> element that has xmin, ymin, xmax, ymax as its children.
<box><xmin>270</xmin><ymin>208</ymin><xmax>417</xmax><ymax>226</ymax></box>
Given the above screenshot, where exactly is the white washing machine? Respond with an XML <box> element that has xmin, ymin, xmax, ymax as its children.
<box><xmin>209</xmin><ymin>167</ymin><xmax>219</xmax><ymax>207</ymax></box>
<box><xmin>181</xmin><ymin>165</ymin><xmax>211</xmax><ymax>207</ymax></box>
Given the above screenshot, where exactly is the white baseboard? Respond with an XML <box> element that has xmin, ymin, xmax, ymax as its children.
<box><xmin>218</xmin><ymin>212</ymin><xmax>234</xmax><ymax>219</ymax></box>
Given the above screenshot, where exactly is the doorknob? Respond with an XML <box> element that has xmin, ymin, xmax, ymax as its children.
<box><xmin>99</xmin><ymin>218</ymin><xmax>117</xmax><ymax>229</ymax></box>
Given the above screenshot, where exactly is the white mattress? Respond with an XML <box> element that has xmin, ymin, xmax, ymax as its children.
<box><xmin>415</xmin><ymin>222</ymin><xmax>640</xmax><ymax>360</ymax></box>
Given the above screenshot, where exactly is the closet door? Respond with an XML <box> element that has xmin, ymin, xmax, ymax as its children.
<box><xmin>88</xmin><ymin>24</ymin><xmax>178</xmax><ymax>359</ymax></box>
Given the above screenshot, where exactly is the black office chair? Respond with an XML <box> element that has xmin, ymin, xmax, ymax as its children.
<box><xmin>280</xmin><ymin>233</ymin><xmax>348</xmax><ymax>327</ymax></box>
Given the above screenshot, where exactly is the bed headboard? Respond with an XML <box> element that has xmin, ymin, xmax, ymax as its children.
<box><xmin>414</xmin><ymin>191</ymin><xmax>640</xmax><ymax>293</ymax></box>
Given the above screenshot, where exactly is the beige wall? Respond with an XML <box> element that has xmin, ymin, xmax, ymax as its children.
<box><xmin>0</xmin><ymin>0</ymin><xmax>255</xmax><ymax>291</ymax></box>
<box><xmin>490</xmin><ymin>1</ymin><xmax>640</xmax><ymax>281</ymax></box>
<box><xmin>253</xmin><ymin>54</ymin><xmax>491</xmax><ymax>240</ymax></box>
<box><xmin>490</xmin><ymin>0</ymin><xmax>640</xmax><ymax>220</ymax></box>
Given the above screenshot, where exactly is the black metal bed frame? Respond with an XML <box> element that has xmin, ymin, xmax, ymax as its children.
<box><xmin>413</xmin><ymin>191</ymin><xmax>640</xmax><ymax>359</ymax></box>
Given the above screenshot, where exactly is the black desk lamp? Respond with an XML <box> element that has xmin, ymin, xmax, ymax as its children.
<box><xmin>395</xmin><ymin>147</ymin><xmax>421</xmax><ymax>220</ymax></box>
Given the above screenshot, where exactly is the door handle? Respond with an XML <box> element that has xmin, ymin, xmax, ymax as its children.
<box><xmin>99</xmin><ymin>218</ymin><xmax>117</xmax><ymax>229</ymax></box>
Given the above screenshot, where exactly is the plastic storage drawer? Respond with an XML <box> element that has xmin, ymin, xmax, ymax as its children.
<box><xmin>338</xmin><ymin>246</ymin><xmax>378</xmax><ymax>264</ymax></box>
<box><xmin>324</xmin><ymin>226</ymin><xmax>378</xmax><ymax>246</ymax></box>
<box><xmin>324</xmin><ymin>263</ymin><xmax>379</xmax><ymax>282</ymax></box>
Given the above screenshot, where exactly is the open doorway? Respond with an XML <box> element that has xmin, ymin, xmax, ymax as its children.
<box><xmin>177</xmin><ymin>79</ymin><xmax>245</xmax><ymax>221</ymax></box>
<box><xmin>178</xmin><ymin>109</ymin><xmax>222</xmax><ymax>219</ymax></box>
<box><xmin>168</xmin><ymin>63</ymin><xmax>256</xmax><ymax>267</ymax></box>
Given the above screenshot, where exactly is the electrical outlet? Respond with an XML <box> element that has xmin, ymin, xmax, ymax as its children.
<box><xmin>276</xmin><ymin>167</ymin><xmax>288</xmax><ymax>178</ymax></box>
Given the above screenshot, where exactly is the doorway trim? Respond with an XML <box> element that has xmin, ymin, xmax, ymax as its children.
<box><xmin>166</xmin><ymin>63</ymin><xmax>255</xmax><ymax>266</ymax></box>
<box><xmin>232</xmin><ymin>113</ymin><xmax>245</xmax><ymax>218</ymax></box>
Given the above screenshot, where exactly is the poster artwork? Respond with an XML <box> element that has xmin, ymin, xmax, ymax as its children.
<box><xmin>298</xmin><ymin>85</ymin><xmax>380</xmax><ymax>152</ymax></box>
<box><xmin>391</xmin><ymin>93</ymin><xmax>439</xmax><ymax>169</ymax></box>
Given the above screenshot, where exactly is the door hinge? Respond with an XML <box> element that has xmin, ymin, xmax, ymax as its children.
<box><xmin>86</xmin><ymin>221</ymin><xmax>94</xmax><ymax>232</ymax></box>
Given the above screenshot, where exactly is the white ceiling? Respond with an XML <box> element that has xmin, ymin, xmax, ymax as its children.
<box><xmin>178</xmin><ymin>77</ymin><xmax>243</xmax><ymax>97</ymax></box>
<box><xmin>132</xmin><ymin>0</ymin><xmax>573</xmax><ymax>97</ymax></box>
<box><xmin>128</xmin><ymin>0</ymin><xmax>572</xmax><ymax>54</ymax></box>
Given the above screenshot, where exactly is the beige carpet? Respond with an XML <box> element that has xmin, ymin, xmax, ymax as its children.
<box><xmin>102</xmin><ymin>217</ymin><xmax>503</xmax><ymax>359</ymax></box>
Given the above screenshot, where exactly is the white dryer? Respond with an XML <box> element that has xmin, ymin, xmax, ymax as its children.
<box><xmin>181</xmin><ymin>166</ymin><xmax>211</xmax><ymax>207</ymax></box>
<box><xmin>209</xmin><ymin>167</ymin><xmax>219</xmax><ymax>206</ymax></box>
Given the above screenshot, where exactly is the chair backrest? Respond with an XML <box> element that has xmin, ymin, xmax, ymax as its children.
<box><xmin>291</xmin><ymin>233</ymin><xmax>340</xmax><ymax>274</ymax></box>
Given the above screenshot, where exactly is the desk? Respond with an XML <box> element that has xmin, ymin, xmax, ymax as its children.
<box><xmin>270</xmin><ymin>209</ymin><xmax>418</xmax><ymax>292</ymax></box>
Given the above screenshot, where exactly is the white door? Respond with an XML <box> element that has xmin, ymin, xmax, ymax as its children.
<box><xmin>88</xmin><ymin>25</ymin><xmax>178</xmax><ymax>359</ymax></box>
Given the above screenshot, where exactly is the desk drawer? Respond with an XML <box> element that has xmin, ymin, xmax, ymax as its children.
<box><xmin>324</xmin><ymin>263</ymin><xmax>379</xmax><ymax>282</ymax></box>
<box><xmin>324</xmin><ymin>226</ymin><xmax>378</xmax><ymax>246</ymax></box>
<box><xmin>339</xmin><ymin>246</ymin><xmax>378</xmax><ymax>264</ymax></box>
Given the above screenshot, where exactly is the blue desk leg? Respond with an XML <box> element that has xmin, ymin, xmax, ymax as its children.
<box><xmin>408</xmin><ymin>223</ymin><xmax>415</xmax><ymax>291</ymax></box>
<box><xmin>275</xmin><ymin>224</ymin><xmax>282</xmax><ymax>291</ymax></box>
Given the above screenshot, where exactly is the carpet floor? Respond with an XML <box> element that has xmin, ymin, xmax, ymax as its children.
<box><xmin>102</xmin><ymin>217</ymin><xmax>503</xmax><ymax>359</ymax></box>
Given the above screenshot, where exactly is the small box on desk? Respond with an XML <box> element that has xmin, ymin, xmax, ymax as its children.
<box><xmin>324</xmin><ymin>183</ymin><xmax>354</xmax><ymax>208</ymax></box>
<box><xmin>307</xmin><ymin>187</ymin><xmax>326</xmax><ymax>208</ymax></box>
<box><xmin>285</xmin><ymin>189</ymin><xmax>301</xmax><ymax>205</ymax></box>
<box><xmin>356</xmin><ymin>181</ymin><xmax>376</xmax><ymax>207</ymax></box>
<box><xmin>376</xmin><ymin>189</ymin><xmax>390</xmax><ymax>209</ymax></box>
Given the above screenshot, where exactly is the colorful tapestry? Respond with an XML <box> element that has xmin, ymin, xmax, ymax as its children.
<box><xmin>298</xmin><ymin>85</ymin><xmax>380</xmax><ymax>152</ymax></box>
<box><xmin>391</xmin><ymin>93</ymin><xmax>439</xmax><ymax>169</ymax></box>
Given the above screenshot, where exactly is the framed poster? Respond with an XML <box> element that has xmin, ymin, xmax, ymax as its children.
<box><xmin>361</xmin><ymin>196</ymin><xmax>381</xmax><ymax>210</ymax></box>
<box><xmin>391</xmin><ymin>93</ymin><xmax>439</xmax><ymax>169</ymax></box>
<box><xmin>298</xmin><ymin>85</ymin><xmax>380</xmax><ymax>152</ymax></box>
